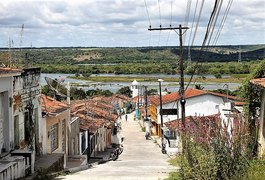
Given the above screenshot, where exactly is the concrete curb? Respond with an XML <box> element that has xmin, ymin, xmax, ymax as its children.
<box><xmin>65</xmin><ymin>159</ymin><xmax>108</xmax><ymax>174</ymax></box>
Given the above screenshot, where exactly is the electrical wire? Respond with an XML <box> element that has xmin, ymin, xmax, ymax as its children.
<box><xmin>166</xmin><ymin>0</ymin><xmax>173</xmax><ymax>46</ymax></box>
<box><xmin>183</xmin><ymin>0</ymin><xmax>192</xmax><ymax>45</ymax></box>
<box><xmin>206</xmin><ymin>0</ymin><xmax>223</xmax><ymax>48</ymax></box>
<box><xmin>191</xmin><ymin>0</ymin><xmax>205</xmax><ymax>47</ymax></box>
<box><xmin>212</xmin><ymin>0</ymin><xmax>233</xmax><ymax>46</ymax></box>
<box><xmin>144</xmin><ymin>0</ymin><xmax>151</xmax><ymax>27</ymax></box>
<box><xmin>158</xmin><ymin>0</ymin><xmax>162</xmax><ymax>26</ymax></box>
<box><xmin>185</xmin><ymin>0</ymin><xmax>222</xmax><ymax>91</ymax></box>
<box><xmin>170</xmin><ymin>0</ymin><xmax>173</xmax><ymax>26</ymax></box>
<box><xmin>187</xmin><ymin>0</ymin><xmax>199</xmax><ymax>61</ymax></box>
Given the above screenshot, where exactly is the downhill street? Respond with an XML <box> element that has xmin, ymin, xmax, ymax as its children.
<box><xmin>58</xmin><ymin>112</ymin><xmax>176</xmax><ymax>180</ymax></box>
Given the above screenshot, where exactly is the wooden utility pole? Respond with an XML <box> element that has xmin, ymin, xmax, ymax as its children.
<box><xmin>149</xmin><ymin>24</ymin><xmax>189</xmax><ymax>153</ymax></box>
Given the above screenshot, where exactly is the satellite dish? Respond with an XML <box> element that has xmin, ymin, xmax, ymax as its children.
<box><xmin>45</xmin><ymin>76</ymin><xmax>68</xmax><ymax>97</ymax></box>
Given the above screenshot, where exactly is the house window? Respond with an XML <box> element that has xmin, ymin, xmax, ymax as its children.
<box><xmin>62</xmin><ymin>119</ymin><xmax>65</xmax><ymax>152</ymax></box>
<box><xmin>50</xmin><ymin>123</ymin><xmax>58</xmax><ymax>152</ymax></box>
<box><xmin>14</xmin><ymin>115</ymin><xmax>20</xmax><ymax>148</ymax></box>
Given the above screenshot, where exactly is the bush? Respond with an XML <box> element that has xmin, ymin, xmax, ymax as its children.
<box><xmin>214</xmin><ymin>73</ymin><xmax>222</xmax><ymax>79</ymax></box>
<box><xmin>178</xmin><ymin>142</ymin><xmax>218</xmax><ymax>180</ymax></box>
<box><xmin>175</xmin><ymin>115</ymin><xmax>251</xmax><ymax>180</ymax></box>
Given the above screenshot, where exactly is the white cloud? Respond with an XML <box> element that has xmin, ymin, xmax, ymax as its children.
<box><xmin>0</xmin><ymin>0</ymin><xmax>264</xmax><ymax>47</ymax></box>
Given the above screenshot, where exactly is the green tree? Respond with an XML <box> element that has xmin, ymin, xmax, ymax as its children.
<box><xmin>116</xmin><ymin>86</ymin><xmax>132</xmax><ymax>98</ymax></box>
<box><xmin>70</xmin><ymin>87</ymin><xmax>86</xmax><ymax>100</ymax></box>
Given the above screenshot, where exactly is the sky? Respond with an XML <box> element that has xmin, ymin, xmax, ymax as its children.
<box><xmin>0</xmin><ymin>0</ymin><xmax>264</xmax><ymax>47</ymax></box>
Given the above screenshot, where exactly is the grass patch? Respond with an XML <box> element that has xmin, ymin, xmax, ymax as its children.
<box><xmin>241</xmin><ymin>158</ymin><xmax>265</xmax><ymax>180</ymax></box>
<box><xmin>69</xmin><ymin>75</ymin><xmax>245</xmax><ymax>83</ymax></box>
<box><xmin>167</xmin><ymin>157</ymin><xmax>181</xmax><ymax>180</ymax></box>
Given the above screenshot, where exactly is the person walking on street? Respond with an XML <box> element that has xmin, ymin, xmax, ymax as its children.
<box><xmin>125</xmin><ymin>114</ymin><xmax>128</xmax><ymax>121</ymax></box>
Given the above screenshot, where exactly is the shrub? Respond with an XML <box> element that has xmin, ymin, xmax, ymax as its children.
<box><xmin>176</xmin><ymin>115</ymin><xmax>251</xmax><ymax>180</ymax></box>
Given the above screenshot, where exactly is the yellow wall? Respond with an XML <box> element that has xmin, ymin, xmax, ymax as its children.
<box><xmin>46</xmin><ymin>110</ymin><xmax>69</xmax><ymax>155</ymax></box>
<box><xmin>150</xmin><ymin>104</ymin><xmax>157</xmax><ymax>123</ymax></box>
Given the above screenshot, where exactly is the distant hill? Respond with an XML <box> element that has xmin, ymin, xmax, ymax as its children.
<box><xmin>0</xmin><ymin>44</ymin><xmax>264</xmax><ymax>65</ymax></box>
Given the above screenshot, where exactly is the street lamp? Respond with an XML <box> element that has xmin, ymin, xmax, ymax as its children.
<box><xmin>158</xmin><ymin>79</ymin><xmax>166</xmax><ymax>154</ymax></box>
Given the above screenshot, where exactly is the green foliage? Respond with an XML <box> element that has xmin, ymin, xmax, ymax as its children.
<box><xmin>239</xmin><ymin>60</ymin><xmax>265</xmax><ymax>156</ymax></box>
<box><xmin>82</xmin><ymin>73</ymin><xmax>92</xmax><ymax>78</ymax></box>
<box><xmin>214</xmin><ymin>73</ymin><xmax>222</xmax><ymax>79</ymax></box>
<box><xmin>70</xmin><ymin>87</ymin><xmax>86</xmax><ymax>100</ymax></box>
<box><xmin>241</xmin><ymin>158</ymin><xmax>265</xmax><ymax>180</ymax></box>
<box><xmin>174</xmin><ymin>114</ymin><xmax>251</xmax><ymax>180</ymax></box>
<box><xmin>86</xmin><ymin>88</ymin><xmax>113</xmax><ymax>97</ymax></box>
<box><xmin>147</xmin><ymin>89</ymin><xmax>158</xmax><ymax>95</ymax></box>
<box><xmin>178</xmin><ymin>142</ymin><xmax>218</xmax><ymax>180</ymax></box>
<box><xmin>116</xmin><ymin>86</ymin><xmax>132</xmax><ymax>97</ymax></box>
<box><xmin>195</xmin><ymin>84</ymin><xmax>204</xmax><ymax>90</ymax></box>
<box><xmin>211</xmin><ymin>88</ymin><xmax>239</xmax><ymax>96</ymax></box>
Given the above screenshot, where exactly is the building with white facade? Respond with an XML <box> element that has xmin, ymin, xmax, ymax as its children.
<box><xmin>130</xmin><ymin>80</ymin><xmax>139</xmax><ymax>98</ymax></box>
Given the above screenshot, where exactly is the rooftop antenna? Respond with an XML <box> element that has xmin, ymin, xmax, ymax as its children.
<box><xmin>20</xmin><ymin>24</ymin><xmax>24</xmax><ymax>50</ymax></box>
<box><xmin>8</xmin><ymin>37</ymin><xmax>11</xmax><ymax>67</ymax></box>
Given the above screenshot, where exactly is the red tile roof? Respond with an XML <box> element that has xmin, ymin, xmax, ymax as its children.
<box><xmin>234</xmin><ymin>101</ymin><xmax>246</xmax><ymax>106</ymax></box>
<box><xmin>251</xmin><ymin>78</ymin><xmax>265</xmax><ymax>88</ymax></box>
<box><xmin>0</xmin><ymin>67</ymin><xmax>22</xmax><ymax>76</ymax></box>
<box><xmin>150</xmin><ymin>88</ymin><xmax>242</xmax><ymax>106</ymax></box>
<box><xmin>41</xmin><ymin>95</ymin><xmax>69</xmax><ymax>116</ymax></box>
<box><xmin>71</xmin><ymin>98</ymin><xmax>119</xmax><ymax>132</ymax></box>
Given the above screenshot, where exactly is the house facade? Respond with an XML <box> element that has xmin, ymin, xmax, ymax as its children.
<box><xmin>41</xmin><ymin>95</ymin><xmax>70</xmax><ymax>168</ymax></box>
<box><xmin>0</xmin><ymin>68</ymin><xmax>28</xmax><ymax>179</ymax></box>
<box><xmin>149</xmin><ymin>88</ymin><xmax>243</xmax><ymax>137</ymax></box>
<box><xmin>0</xmin><ymin>67</ymin><xmax>42</xmax><ymax>178</ymax></box>
<box><xmin>0</xmin><ymin>68</ymin><xmax>21</xmax><ymax>155</ymax></box>
<box><xmin>12</xmin><ymin>68</ymin><xmax>42</xmax><ymax>174</ymax></box>
<box><xmin>69</xmin><ymin>117</ymin><xmax>80</xmax><ymax>155</ymax></box>
<box><xmin>250</xmin><ymin>78</ymin><xmax>265</xmax><ymax>157</ymax></box>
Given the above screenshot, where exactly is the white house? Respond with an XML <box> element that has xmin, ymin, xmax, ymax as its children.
<box><xmin>0</xmin><ymin>68</ymin><xmax>21</xmax><ymax>155</ymax></box>
<box><xmin>0</xmin><ymin>67</ymin><xmax>42</xmax><ymax>179</ymax></box>
<box><xmin>149</xmin><ymin>88</ymin><xmax>244</xmax><ymax>155</ymax></box>
<box><xmin>150</xmin><ymin>88</ymin><xmax>242</xmax><ymax>126</ymax></box>
<box><xmin>130</xmin><ymin>80</ymin><xmax>140</xmax><ymax>98</ymax></box>
<box><xmin>0</xmin><ymin>68</ymin><xmax>27</xmax><ymax>179</ymax></box>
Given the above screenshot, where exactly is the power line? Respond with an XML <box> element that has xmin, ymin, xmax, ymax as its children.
<box><xmin>170</xmin><ymin>0</ymin><xmax>173</xmax><ymax>25</ymax></box>
<box><xmin>185</xmin><ymin>0</ymin><xmax>222</xmax><ymax>91</ymax></box>
<box><xmin>212</xmin><ymin>0</ymin><xmax>233</xmax><ymax>46</ymax></box>
<box><xmin>183</xmin><ymin>0</ymin><xmax>192</xmax><ymax>45</ymax></box>
<box><xmin>157</xmin><ymin>0</ymin><xmax>162</xmax><ymax>26</ymax></box>
<box><xmin>187</xmin><ymin>0</ymin><xmax>199</xmax><ymax>61</ymax></box>
<box><xmin>144</xmin><ymin>0</ymin><xmax>151</xmax><ymax>26</ymax></box>
<box><xmin>166</xmin><ymin>0</ymin><xmax>173</xmax><ymax>46</ymax></box>
<box><xmin>190</xmin><ymin>0</ymin><xmax>205</xmax><ymax>47</ymax></box>
<box><xmin>206</xmin><ymin>0</ymin><xmax>223</xmax><ymax>48</ymax></box>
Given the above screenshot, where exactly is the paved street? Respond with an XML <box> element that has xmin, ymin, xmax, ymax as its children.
<box><xmin>58</xmin><ymin>112</ymin><xmax>176</xmax><ymax>180</ymax></box>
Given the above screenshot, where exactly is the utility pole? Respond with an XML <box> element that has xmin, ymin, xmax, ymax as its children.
<box><xmin>149</xmin><ymin>24</ymin><xmax>189</xmax><ymax>153</ymax></box>
<box><xmin>144</xmin><ymin>85</ymin><xmax>148</xmax><ymax>121</ymax></box>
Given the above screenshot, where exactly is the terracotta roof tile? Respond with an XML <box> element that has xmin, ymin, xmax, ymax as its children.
<box><xmin>251</xmin><ymin>78</ymin><xmax>265</xmax><ymax>88</ymax></box>
<box><xmin>150</xmin><ymin>88</ymin><xmax>241</xmax><ymax>106</ymax></box>
<box><xmin>41</xmin><ymin>95</ymin><xmax>69</xmax><ymax>116</ymax></box>
<box><xmin>0</xmin><ymin>67</ymin><xmax>22</xmax><ymax>75</ymax></box>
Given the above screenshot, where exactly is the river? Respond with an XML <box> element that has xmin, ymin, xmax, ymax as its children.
<box><xmin>41</xmin><ymin>73</ymin><xmax>241</xmax><ymax>93</ymax></box>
